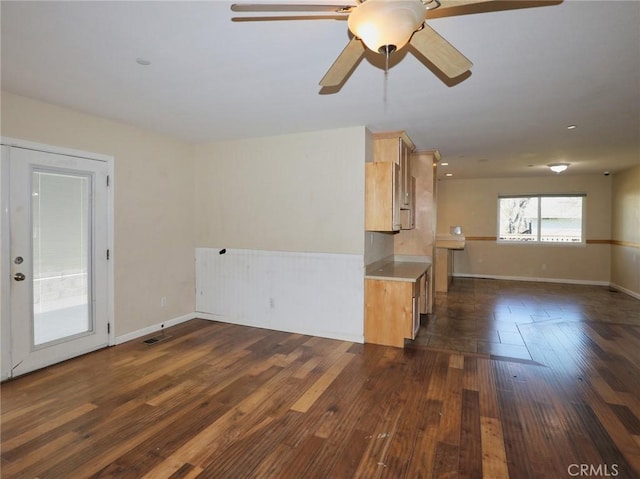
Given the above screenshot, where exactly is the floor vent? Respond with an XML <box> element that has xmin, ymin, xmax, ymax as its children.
<box><xmin>142</xmin><ymin>334</ymin><xmax>171</xmax><ymax>345</ymax></box>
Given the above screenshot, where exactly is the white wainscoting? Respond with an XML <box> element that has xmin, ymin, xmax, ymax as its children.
<box><xmin>195</xmin><ymin>248</ymin><xmax>365</xmax><ymax>343</ymax></box>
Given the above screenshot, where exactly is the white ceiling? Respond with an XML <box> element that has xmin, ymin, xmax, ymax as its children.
<box><xmin>1</xmin><ymin>0</ymin><xmax>639</xmax><ymax>179</ymax></box>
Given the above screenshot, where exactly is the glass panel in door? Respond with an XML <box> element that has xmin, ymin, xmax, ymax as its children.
<box><xmin>32</xmin><ymin>170</ymin><xmax>92</xmax><ymax>346</ymax></box>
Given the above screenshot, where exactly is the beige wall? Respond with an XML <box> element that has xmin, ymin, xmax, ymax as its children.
<box><xmin>194</xmin><ymin>127</ymin><xmax>366</xmax><ymax>255</ymax></box>
<box><xmin>437</xmin><ymin>175</ymin><xmax>613</xmax><ymax>283</ymax></box>
<box><xmin>1</xmin><ymin>92</ymin><xmax>195</xmax><ymax>336</ymax></box>
<box><xmin>611</xmin><ymin>165</ymin><xmax>640</xmax><ymax>296</ymax></box>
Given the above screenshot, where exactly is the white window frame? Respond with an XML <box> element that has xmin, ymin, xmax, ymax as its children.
<box><xmin>497</xmin><ymin>194</ymin><xmax>586</xmax><ymax>245</ymax></box>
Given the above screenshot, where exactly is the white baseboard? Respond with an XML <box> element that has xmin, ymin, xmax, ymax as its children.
<box><xmin>453</xmin><ymin>273</ymin><xmax>609</xmax><ymax>287</ymax></box>
<box><xmin>82</xmin><ymin>278</ymin><xmax>640</xmax><ymax>351</ymax></box>
<box><xmin>455</xmin><ymin>274</ymin><xmax>640</xmax><ymax>302</ymax></box>
<box><xmin>115</xmin><ymin>311</ymin><xmax>364</xmax><ymax>346</ymax></box>
<box><xmin>609</xmin><ymin>283</ymin><xmax>640</xmax><ymax>301</ymax></box>
<box><xmin>114</xmin><ymin>313</ymin><xmax>196</xmax><ymax>345</ymax></box>
<box><xmin>195</xmin><ymin>312</ymin><xmax>364</xmax><ymax>344</ymax></box>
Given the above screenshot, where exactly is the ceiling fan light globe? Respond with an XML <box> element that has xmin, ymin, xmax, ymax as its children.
<box><xmin>348</xmin><ymin>0</ymin><xmax>426</xmax><ymax>53</ymax></box>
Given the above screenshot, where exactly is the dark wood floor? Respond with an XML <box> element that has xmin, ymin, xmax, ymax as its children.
<box><xmin>2</xmin><ymin>279</ymin><xmax>640</xmax><ymax>478</ymax></box>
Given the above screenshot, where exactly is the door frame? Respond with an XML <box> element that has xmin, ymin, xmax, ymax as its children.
<box><xmin>1</xmin><ymin>137</ymin><xmax>114</xmax><ymax>380</ymax></box>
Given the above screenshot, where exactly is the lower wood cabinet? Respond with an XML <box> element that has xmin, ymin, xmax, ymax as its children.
<box><xmin>365</xmin><ymin>276</ymin><xmax>424</xmax><ymax>348</ymax></box>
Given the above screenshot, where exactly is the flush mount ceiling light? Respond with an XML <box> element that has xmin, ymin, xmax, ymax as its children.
<box><xmin>548</xmin><ymin>163</ymin><xmax>570</xmax><ymax>173</ymax></box>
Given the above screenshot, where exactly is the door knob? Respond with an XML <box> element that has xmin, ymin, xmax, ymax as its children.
<box><xmin>14</xmin><ymin>272</ymin><xmax>26</xmax><ymax>281</ymax></box>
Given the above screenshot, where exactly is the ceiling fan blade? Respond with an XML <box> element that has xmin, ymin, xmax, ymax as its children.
<box><xmin>231</xmin><ymin>3</ymin><xmax>354</xmax><ymax>13</ymax></box>
<box><xmin>410</xmin><ymin>24</ymin><xmax>472</xmax><ymax>78</ymax></box>
<box><xmin>438</xmin><ymin>0</ymin><xmax>497</xmax><ymax>8</ymax></box>
<box><xmin>429</xmin><ymin>0</ymin><xmax>562</xmax><ymax>18</ymax></box>
<box><xmin>232</xmin><ymin>15</ymin><xmax>348</xmax><ymax>22</ymax></box>
<box><xmin>319</xmin><ymin>38</ymin><xmax>365</xmax><ymax>87</ymax></box>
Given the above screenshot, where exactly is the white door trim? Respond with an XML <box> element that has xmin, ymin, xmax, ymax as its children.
<box><xmin>0</xmin><ymin>137</ymin><xmax>114</xmax><ymax>380</ymax></box>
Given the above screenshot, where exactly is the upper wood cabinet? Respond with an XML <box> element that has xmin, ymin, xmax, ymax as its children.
<box><xmin>365</xmin><ymin>162</ymin><xmax>401</xmax><ymax>232</ymax></box>
<box><xmin>373</xmin><ymin>131</ymin><xmax>415</xmax><ymax>210</ymax></box>
<box><xmin>400</xmin><ymin>176</ymin><xmax>416</xmax><ymax>230</ymax></box>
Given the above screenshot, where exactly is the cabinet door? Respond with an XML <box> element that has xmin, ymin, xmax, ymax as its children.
<box><xmin>400</xmin><ymin>176</ymin><xmax>416</xmax><ymax>230</ymax></box>
<box><xmin>365</xmin><ymin>162</ymin><xmax>401</xmax><ymax>232</ymax></box>
<box><xmin>393</xmin><ymin>162</ymin><xmax>402</xmax><ymax>230</ymax></box>
<box><xmin>409</xmin><ymin>280</ymin><xmax>421</xmax><ymax>339</ymax></box>
<box><xmin>419</xmin><ymin>271</ymin><xmax>428</xmax><ymax>314</ymax></box>
<box><xmin>365</xmin><ymin>279</ymin><xmax>413</xmax><ymax>348</ymax></box>
<box><xmin>412</xmin><ymin>296</ymin><xmax>420</xmax><ymax>339</ymax></box>
<box><xmin>373</xmin><ymin>134</ymin><xmax>413</xmax><ymax>210</ymax></box>
<box><xmin>400</xmin><ymin>139</ymin><xmax>411</xmax><ymax>208</ymax></box>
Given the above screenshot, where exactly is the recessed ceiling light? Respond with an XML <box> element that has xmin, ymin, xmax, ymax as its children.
<box><xmin>441</xmin><ymin>162</ymin><xmax>449</xmax><ymax>166</ymax></box>
<box><xmin>567</xmin><ymin>125</ymin><xmax>577</xmax><ymax>130</ymax></box>
<box><xmin>136</xmin><ymin>58</ymin><xmax>151</xmax><ymax>66</ymax></box>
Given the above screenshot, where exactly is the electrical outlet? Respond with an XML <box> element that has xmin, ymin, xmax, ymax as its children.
<box><xmin>160</xmin><ymin>297</ymin><xmax>167</xmax><ymax>309</ymax></box>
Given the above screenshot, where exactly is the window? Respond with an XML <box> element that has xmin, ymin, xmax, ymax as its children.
<box><xmin>498</xmin><ymin>195</ymin><xmax>584</xmax><ymax>243</ymax></box>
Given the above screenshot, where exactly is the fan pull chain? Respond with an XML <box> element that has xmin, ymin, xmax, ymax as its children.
<box><xmin>385</xmin><ymin>47</ymin><xmax>390</xmax><ymax>74</ymax></box>
<box><xmin>383</xmin><ymin>47</ymin><xmax>390</xmax><ymax>107</ymax></box>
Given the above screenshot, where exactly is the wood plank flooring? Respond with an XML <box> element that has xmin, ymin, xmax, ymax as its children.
<box><xmin>2</xmin><ymin>279</ymin><xmax>640</xmax><ymax>478</ymax></box>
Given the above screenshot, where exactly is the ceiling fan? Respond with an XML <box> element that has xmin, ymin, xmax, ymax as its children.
<box><xmin>231</xmin><ymin>0</ymin><xmax>559</xmax><ymax>88</ymax></box>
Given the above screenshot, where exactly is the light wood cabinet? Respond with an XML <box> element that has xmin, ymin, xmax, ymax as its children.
<box><xmin>365</xmin><ymin>161</ymin><xmax>401</xmax><ymax>232</ymax></box>
<box><xmin>373</xmin><ymin>132</ymin><xmax>415</xmax><ymax>211</ymax></box>
<box><xmin>364</xmin><ymin>270</ymin><xmax>428</xmax><ymax>348</ymax></box>
<box><xmin>400</xmin><ymin>139</ymin><xmax>412</xmax><ymax>209</ymax></box>
<box><xmin>400</xmin><ymin>176</ymin><xmax>416</xmax><ymax>230</ymax></box>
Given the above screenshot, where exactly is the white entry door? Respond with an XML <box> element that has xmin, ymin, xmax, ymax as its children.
<box><xmin>5</xmin><ymin>145</ymin><xmax>111</xmax><ymax>377</ymax></box>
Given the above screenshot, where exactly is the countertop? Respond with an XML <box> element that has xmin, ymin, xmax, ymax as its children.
<box><xmin>435</xmin><ymin>234</ymin><xmax>466</xmax><ymax>250</ymax></box>
<box><xmin>365</xmin><ymin>261</ymin><xmax>431</xmax><ymax>282</ymax></box>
